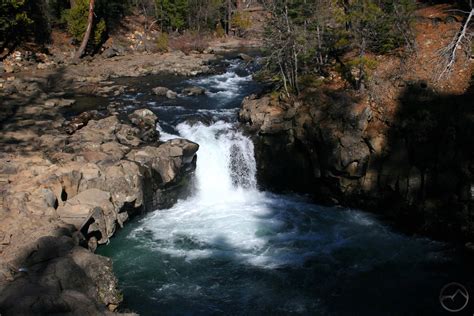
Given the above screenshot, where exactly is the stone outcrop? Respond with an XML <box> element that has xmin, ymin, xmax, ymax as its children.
<box><xmin>239</xmin><ymin>88</ymin><xmax>473</xmax><ymax>242</ymax></box>
<box><xmin>0</xmin><ymin>111</ymin><xmax>198</xmax><ymax>314</ymax></box>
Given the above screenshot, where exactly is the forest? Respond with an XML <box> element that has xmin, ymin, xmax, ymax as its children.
<box><xmin>1</xmin><ymin>0</ymin><xmax>473</xmax><ymax>93</ymax></box>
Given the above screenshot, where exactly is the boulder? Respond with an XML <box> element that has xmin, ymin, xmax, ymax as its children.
<box><xmin>63</xmin><ymin>110</ymin><xmax>100</xmax><ymax>135</ymax></box>
<box><xmin>166</xmin><ymin>90</ymin><xmax>178</xmax><ymax>99</ymax></box>
<box><xmin>57</xmin><ymin>204</ymin><xmax>96</xmax><ymax>229</ymax></box>
<box><xmin>101</xmin><ymin>160</ymin><xmax>144</xmax><ymax>211</ymax></box>
<box><xmin>0</xmin><ymin>235</ymin><xmax>121</xmax><ymax>315</ymax></box>
<box><xmin>59</xmin><ymin>189</ymin><xmax>115</xmax><ymax>243</ymax></box>
<box><xmin>152</xmin><ymin>86</ymin><xmax>170</xmax><ymax>96</ymax></box>
<box><xmin>70</xmin><ymin>116</ymin><xmax>119</xmax><ymax>144</ymax></box>
<box><xmin>237</xmin><ymin>53</ymin><xmax>254</xmax><ymax>62</ymax></box>
<box><xmin>182</xmin><ymin>86</ymin><xmax>206</xmax><ymax>96</ymax></box>
<box><xmin>127</xmin><ymin>139</ymin><xmax>198</xmax><ymax>185</ymax></box>
<box><xmin>129</xmin><ymin>108</ymin><xmax>157</xmax><ymax>128</ymax></box>
<box><xmin>115</xmin><ymin>124</ymin><xmax>142</xmax><ymax>147</ymax></box>
<box><xmin>128</xmin><ymin>108</ymin><xmax>159</xmax><ymax>142</ymax></box>
<box><xmin>239</xmin><ymin>95</ymin><xmax>292</xmax><ymax>134</ymax></box>
<box><xmin>102</xmin><ymin>44</ymin><xmax>125</xmax><ymax>59</ymax></box>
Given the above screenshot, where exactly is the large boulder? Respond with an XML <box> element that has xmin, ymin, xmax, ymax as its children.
<box><xmin>70</xmin><ymin>116</ymin><xmax>119</xmax><ymax>144</ymax></box>
<box><xmin>127</xmin><ymin>139</ymin><xmax>199</xmax><ymax>186</ymax></box>
<box><xmin>127</xmin><ymin>139</ymin><xmax>199</xmax><ymax>209</ymax></box>
<box><xmin>0</xmin><ymin>235</ymin><xmax>122</xmax><ymax>315</ymax></box>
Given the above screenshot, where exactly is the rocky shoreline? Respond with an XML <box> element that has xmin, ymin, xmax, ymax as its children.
<box><xmin>0</xmin><ymin>51</ymin><xmax>212</xmax><ymax>314</ymax></box>
<box><xmin>0</xmin><ymin>110</ymin><xmax>198</xmax><ymax>314</ymax></box>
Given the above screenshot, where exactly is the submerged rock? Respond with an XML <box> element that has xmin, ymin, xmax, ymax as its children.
<box><xmin>152</xmin><ymin>86</ymin><xmax>169</xmax><ymax>96</ymax></box>
<box><xmin>237</xmin><ymin>53</ymin><xmax>254</xmax><ymax>62</ymax></box>
<box><xmin>166</xmin><ymin>90</ymin><xmax>178</xmax><ymax>99</ymax></box>
<box><xmin>182</xmin><ymin>85</ymin><xmax>206</xmax><ymax>96</ymax></box>
<box><xmin>152</xmin><ymin>86</ymin><xmax>178</xmax><ymax>99</ymax></box>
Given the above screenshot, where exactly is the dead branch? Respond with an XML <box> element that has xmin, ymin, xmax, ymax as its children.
<box><xmin>437</xmin><ymin>8</ymin><xmax>473</xmax><ymax>80</ymax></box>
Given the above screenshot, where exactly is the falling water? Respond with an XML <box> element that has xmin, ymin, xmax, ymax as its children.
<box><xmin>99</xmin><ymin>56</ymin><xmax>474</xmax><ymax>316</ymax></box>
<box><xmin>176</xmin><ymin>121</ymin><xmax>257</xmax><ymax>200</ymax></box>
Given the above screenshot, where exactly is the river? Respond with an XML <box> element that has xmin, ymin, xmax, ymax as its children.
<box><xmin>98</xmin><ymin>56</ymin><xmax>474</xmax><ymax>315</ymax></box>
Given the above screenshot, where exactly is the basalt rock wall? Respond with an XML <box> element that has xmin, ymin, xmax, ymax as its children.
<box><xmin>239</xmin><ymin>84</ymin><xmax>473</xmax><ymax>243</ymax></box>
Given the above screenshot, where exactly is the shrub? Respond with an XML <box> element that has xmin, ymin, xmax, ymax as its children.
<box><xmin>215</xmin><ymin>23</ymin><xmax>225</xmax><ymax>38</ymax></box>
<box><xmin>93</xmin><ymin>18</ymin><xmax>106</xmax><ymax>44</ymax></box>
<box><xmin>62</xmin><ymin>0</ymin><xmax>88</xmax><ymax>42</ymax></box>
<box><xmin>156</xmin><ymin>32</ymin><xmax>169</xmax><ymax>52</ymax></box>
<box><xmin>0</xmin><ymin>0</ymin><xmax>33</xmax><ymax>44</ymax></box>
<box><xmin>231</xmin><ymin>11</ymin><xmax>251</xmax><ymax>37</ymax></box>
<box><xmin>169</xmin><ymin>31</ymin><xmax>209</xmax><ymax>54</ymax></box>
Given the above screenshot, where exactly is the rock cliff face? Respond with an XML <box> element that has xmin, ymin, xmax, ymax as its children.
<box><xmin>0</xmin><ymin>110</ymin><xmax>198</xmax><ymax>314</ymax></box>
<box><xmin>239</xmin><ymin>85</ymin><xmax>473</xmax><ymax>243</ymax></box>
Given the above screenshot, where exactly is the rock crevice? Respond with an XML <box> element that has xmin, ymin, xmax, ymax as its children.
<box><xmin>0</xmin><ymin>109</ymin><xmax>198</xmax><ymax>314</ymax></box>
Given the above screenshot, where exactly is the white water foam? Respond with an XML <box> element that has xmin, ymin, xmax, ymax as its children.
<box><xmin>188</xmin><ymin>60</ymin><xmax>252</xmax><ymax>99</ymax></box>
<box><xmin>133</xmin><ymin>121</ymin><xmax>410</xmax><ymax>269</ymax></box>
<box><xmin>134</xmin><ymin>121</ymin><xmax>280</xmax><ymax>265</ymax></box>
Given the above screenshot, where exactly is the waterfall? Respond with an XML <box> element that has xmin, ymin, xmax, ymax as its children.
<box><xmin>101</xmin><ymin>56</ymin><xmax>468</xmax><ymax>316</ymax></box>
<box><xmin>176</xmin><ymin>121</ymin><xmax>258</xmax><ymax>202</ymax></box>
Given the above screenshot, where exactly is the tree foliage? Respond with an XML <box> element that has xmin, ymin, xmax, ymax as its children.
<box><xmin>262</xmin><ymin>0</ymin><xmax>417</xmax><ymax>95</ymax></box>
<box><xmin>1</xmin><ymin>0</ymin><xmax>248</xmax><ymax>54</ymax></box>
<box><xmin>155</xmin><ymin>0</ymin><xmax>188</xmax><ymax>31</ymax></box>
<box><xmin>0</xmin><ymin>0</ymin><xmax>33</xmax><ymax>47</ymax></box>
<box><xmin>62</xmin><ymin>0</ymin><xmax>127</xmax><ymax>50</ymax></box>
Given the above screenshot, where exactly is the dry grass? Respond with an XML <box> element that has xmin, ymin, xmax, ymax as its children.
<box><xmin>169</xmin><ymin>32</ymin><xmax>211</xmax><ymax>54</ymax></box>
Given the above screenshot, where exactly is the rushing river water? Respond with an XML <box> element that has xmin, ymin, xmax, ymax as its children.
<box><xmin>98</xmin><ymin>57</ymin><xmax>474</xmax><ymax>315</ymax></box>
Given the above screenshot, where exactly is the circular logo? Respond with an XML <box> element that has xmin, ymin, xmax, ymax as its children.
<box><xmin>439</xmin><ymin>282</ymin><xmax>469</xmax><ymax>313</ymax></box>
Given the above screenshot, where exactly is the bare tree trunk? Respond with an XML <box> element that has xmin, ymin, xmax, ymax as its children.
<box><xmin>141</xmin><ymin>2</ymin><xmax>149</xmax><ymax>52</ymax></box>
<box><xmin>74</xmin><ymin>0</ymin><xmax>95</xmax><ymax>60</ymax></box>
<box><xmin>358</xmin><ymin>38</ymin><xmax>366</xmax><ymax>91</ymax></box>
<box><xmin>293</xmin><ymin>44</ymin><xmax>299</xmax><ymax>94</ymax></box>
<box><xmin>227</xmin><ymin>0</ymin><xmax>232</xmax><ymax>35</ymax></box>
<box><xmin>279</xmin><ymin>62</ymin><xmax>289</xmax><ymax>97</ymax></box>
